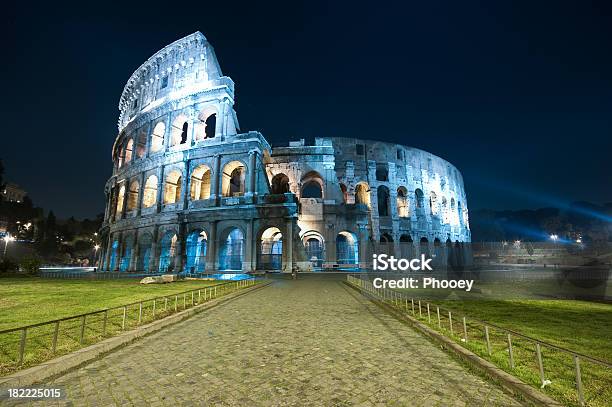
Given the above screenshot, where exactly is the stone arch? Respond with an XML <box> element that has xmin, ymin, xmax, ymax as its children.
<box><xmin>377</xmin><ymin>185</ymin><xmax>390</xmax><ymax>217</ymax></box>
<box><xmin>150</xmin><ymin>122</ymin><xmax>165</xmax><ymax>153</ymax></box>
<box><xmin>336</xmin><ymin>231</ymin><xmax>358</xmax><ymax>265</ymax></box>
<box><xmin>257</xmin><ymin>226</ymin><xmax>283</xmax><ymax>270</ymax></box>
<box><xmin>170</xmin><ymin>114</ymin><xmax>189</xmax><ymax>146</ymax></box>
<box><xmin>399</xmin><ymin>234</ymin><xmax>414</xmax><ymax>258</ymax></box>
<box><xmin>120</xmin><ymin>235</ymin><xmax>134</xmax><ymax>272</ymax></box>
<box><xmin>219</xmin><ymin>227</ymin><xmax>245</xmax><ymax>271</ymax></box>
<box><xmin>124</xmin><ymin>139</ymin><xmax>134</xmax><ymax>164</ymax></box>
<box><xmin>136</xmin><ymin>232</ymin><xmax>153</xmax><ymax>272</ymax></box>
<box><xmin>164</xmin><ymin>170</ymin><xmax>182</xmax><ymax>204</ymax></box>
<box><xmin>302</xmin><ymin>231</ymin><xmax>325</xmax><ymax>268</ymax></box>
<box><xmin>271</xmin><ymin>173</ymin><xmax>290</xmax><ymax>195</ymax></box>
<box><xmin>195</xmin><ymin>107</ymin><xmax>218</xmax><ymax>141</ymax></box>
<box><xmin>300</xmin><ymin>171</ymin><xmax>324</xmax><ymax>199</ymax></box>
<box><xmin>222</xmin><ymin>160</ymin><xmax>246</xmax><ymax>197</ymax></box>
<box><xmin>127</xmin><ymin>179</ymin><xmax>140</xmax><ymax>211</ymax></box>
<box><xmin>441</xmin><ymin>197</ymin><xmax>449</xmax><ymax>223</ymax></box>
<box><xmin>355</xmin><ymin>182</ymin><xmax>371</xmax><ymax>207</ymax></box>
<box><xmin>190</xmin><ymin>165</ymin><xmax>211</xmax><ymax>201</ymax></box>
<box><xmin>143</xmin><ymin>175</ymin><xmax>158</xmax><ymax>208</ymax></box>
<box><xmin>415</xmin><ymin>188</ymin><xmax>425</xmax><ymax>209</ymax></box>
<box><xmin>116</xmin><ymin>184</ymin><xmax>125</xmax><ymax>216</ymax></box>
<box><xmin>397</xmin><ymin>186</ymin><xmax>409</xmax><ymax>217</ymax></box>
<box><xmin>430</xmin><ymin>191</ymin><xmax>438</xmax><ymax>215</ymax></box>
<box><xmin>109</xmin><ymin>238</ymin><xmax>120</xmax><ymax>271</ymax></box>
<box><xmin>136</xmin><ymin>129</ymin><xmax>147</xmax><ymax>158</ymax></box>
<box><xmin>185</xmin><ymin>229</ymin><xmax>208</xmax><ymax>273</ymax></box>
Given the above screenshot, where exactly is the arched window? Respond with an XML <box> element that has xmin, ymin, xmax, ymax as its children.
<box><xmin>127</xmin><ymin>180</ymin><xmax>139</xmax><ymax>211</ymax></box>
<box><xmin>116</xmin><ymin>185</ymin><xmax>125</xmax><ymax>216</ymax></box>
<box><xmin>170</xmin><ymin>115</ymin><xmax>188</xmax><ymax>146</ymax></box>
<box><xmin>222</xmin><ymin>161</ymin><xmax>245</xmax><ymax>197</ymax></box>
<box><xmin>124</xmin><ymin>140</ymin><xmax>133</xmax><ymax>164</ymax></box>
<box><xmin>186</xmin><ymin>230</ymin><xmax>207</xmax><ymax>273</ymax></box>
<box><xmin>190</xmin><ymin>165</ymin><xmax>211</xmax><ymax>201</ymax></box>
<box><xmin>430</xmin><ymin>191</ymin><xmax>438</xmax><ymax>215</ymax></box>
<box><xmin>303</xmin><ymin>233</ymin><xmax>325</xmax><ymax>268</ymax></box>
<box><xmin>301</xmin><ymin>172</ymin><xmax>324</xmax><ymax>199</ymax></box>
<box><xmin>377</xmin><ymin>185</ymin><xmax>390</xmax><ymax>217</ymax></box>
<box><xmin>415</xmin><ymin>188</ymin><xmax>425</xmax><ymax>209</ymax></box>
<box><xmin>120</xmin><ymin>235</ymin><xmax>133</xmax><ymax>272</ymax></box>
<box><xmin>355</xmin><ymin>183</ymin><xmax>370</xmax><ymax>207</ymax></box>
<box><xmin>142</xmin><ymin>175</ymin><xmax>158</xmax><ymax>208</ymax></box>
<box><xmin>136</xmin><ymin>233</ymin><xmax>153</xmax><ymax>272</ymax></box>
<box><xmin>457</xmin><ymin>201</ymin><xmax>463</xmax><ymax>225</ymax></box>
<box><xmin>375</xmin><ymin>164</ymin><xmax>388</xmax><ymax>181</ymax></box>
<box><xmin>258</xmin><ymin>227</ymin><xmax>283</xmax><ymax>270</ymax></box>
<box><xmin>150</xmin><ymin>122</ymin><xmax>165</xmax><ymax>153</ymax></box>
<box><xmin>397</xmin><ymin>187</ymin><xmax>409</xmax><ymax>217</ymax></box>
<box><xmin>109</xmin><ymin>239</ymin><xmax>119</xmax><ymax>271</ymax></box>
<box><xmin>163</xmin><ymin>170</ymin><xmax>182</xmax><ymax>204</ymax></box>
<box><xmin>205</xmin><ymin>114</ymin><xmax>216</xmax><ymax>138</ymax></box>
<box><xmin>339</xmin><ymin>183</ymin><xmax>348</xmax><ymax>203</ymax></box>
<box><xmin>441</xmin><ymin>197</ymin><xmax>449</xmax><ymax>223</ymax></box>
<box><xmin>219</xmin><ymin>228</ymin><xmax>244</xmax><ymax>271</ymax></box>
<box><xmin>271</xmin><ymin>173</ymin><xmax>290</xmax><ymax>194</ymax></box>
<box><xmin>158</xmin><ymin>232</ymin><xmax>178</xmax><ymax>273</ymax></box>
<box><xmin>136</xmin><ymin>130</ymin><xmax>147</xmax><ymax>159</ymax></box>
<box><xmin>336</xmin><ymin>231</ymin><xmax>358</xmax><ymax>265</ymax></box>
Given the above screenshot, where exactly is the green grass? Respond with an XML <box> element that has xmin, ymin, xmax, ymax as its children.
<box><xmin>0</xmin><ymin>278</ymin><xmax>221</xmax><ymax>330</ymax></box>
<box><xmin>0</xmin><ymin>277</ymin><xmax>253</xmax><ymax>375</ymax></box>
<box><xmin>385</xmin><ymin>286</ymin><xmax>612</xmax><ymax>407</ymax></box>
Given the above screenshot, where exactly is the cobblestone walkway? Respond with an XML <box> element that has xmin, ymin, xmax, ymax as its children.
<box><xmin>18</xmin><ymin>279</ymin><xmax>522</xmax><ymax>406</ymax></box>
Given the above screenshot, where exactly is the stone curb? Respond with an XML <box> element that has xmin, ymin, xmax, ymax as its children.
<box><xmin>343</xmin><ymin>282</ymin><xmax>564</xmax><ymax>407</ymax></box>
<box><xmin>0</xmin><ymin>281</ymin><xmax>272</xmax><ymax>390</ymax></box>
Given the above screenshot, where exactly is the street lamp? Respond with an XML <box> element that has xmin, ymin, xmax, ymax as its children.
<box><xmin>3</xmin><ymin>234</ymin><xmax>15</xmax><ymax>258</ymax></box>
<box><xmin>93</xmin><ymin>244</ymin><xmax>100</xmax><ymax>267</ymax></box>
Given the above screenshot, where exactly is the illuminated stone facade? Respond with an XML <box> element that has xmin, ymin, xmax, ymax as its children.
<box><xmin>99</xmin><ymin>32</ymin><xmax>471</xmax><ymax>273</ymax></box>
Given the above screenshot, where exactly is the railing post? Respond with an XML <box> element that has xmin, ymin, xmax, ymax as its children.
<box><xmin>198</xmin><ymin>289</ymin><xmax>201</xmax><ymax>303</ymax></box>
<box><xmin>437</xmin><ymin>307</ymin><xmax>441</xmax><ymax>328</ymax></box>
<box><xmin>18</xmin><ymin>328</ymin><xmax>27</xmax><ymax>365</ymax></box>
<box><xmin>164</xmin><ymin>297</ymin><xmax>168</xmax><ymax>311</ymax></box>
<box><xmin>448</xmin><ymin>311</ymin><xmax>453</xmax><ymax>335</ymax></box>
<box><xmin>52</xmin><ymin>321</ymin><xmax>59</xmax><ymax>353</ymax></box>
<box><xmin>175</xmin><ymin>295</ymin><xmax>178</xmax><ymax>312</ymax></box>
<box><xmin>507</xmin><ymin>334</ymin><xmax>514</xmax><ymax>368</ymax></box>
<box><xmin>484</xmin><ymin>325</ymin><xmax>491</xmax><ymax>356</ymax></box>
<box><xmin>153</xmin><ymin>299</ymin><xmax>156</xmax><ymax>318</ymax></box>
<box><xmin>191</xmin><ymin>291</ymin><xmax>194</xmax><ymax>305</ymax></box>
<box><xmin>411</xmin><ymin>299</ymin><xmax>415</xmax><ymax>315</ymax></box>
<box><xmin>463</xmin><ymin>317</ymin><xmax>468</xmax><ymax>342</ymax></box>
<box><xmin>103</xmin><ymin>310</ymin><xmax>108</xmax><ymax>336</ymax></box>
<box><xmin>183</xmin><ymin>293</ymin><xmax>186</xmax><ymax>309</ymax></box>
<box><xmin>536</xmin><ymin>343</ymin><xmax>546</xmax><ymax>386</ymax></box>
<box><xmin>122</xmin><ymin>306</ymin><xmax>127</xmax><ymax>330</ymax></box>
<box><xmin>214</xmin><ymin>286</ymin><xmax>217</xmax><ymax>297</ymax></box>
<box><xmin>427</xmin><ymin>303</ymin><xmax>431</xmax><ymax>323</ymax></box>
<box><xmin>405</xmin><ymin>298</ymin><xmax>408</xmax><ymax>312</ymax></box>
<box><xmin>418</xmin><ymin>301</ymin><xmax>422</xmax><ymax>318</ymax></box>
<box><xmin>574</xmin><ymin>355</ymin><xmax>585</xmax><ymax>406</ymax></box>
<box><xmin>138</xmin><ymin>302</ymin><xmax>142</xmax><ymax>325</ymax></box>
<box><xmin>79</xmin><ymin>315</ymin><xmax>86</xmax><ymax>344</ymax></box>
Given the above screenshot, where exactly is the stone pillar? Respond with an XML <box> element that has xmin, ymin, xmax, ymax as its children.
<box><xmin>136</xmin><ymin>172</ymin><xmax>145</xmax><ymax>216</ymax></box>
<box><xmin>156</xmin><ymin>166</ymin><xmax>165</xmax><ymax>213</ymax></box>
<box><xmin>182</xmin><ymin>161</ymin><xmax>190</xmax><ymax>210</ymax></box>
<box><xmin>215</xmin><ymin>100</ymin><xmax>226</xmax><ymax>137</ymax></box>
<box><xmin>119</xmin><ymin>182</ymin><xmax>128</xmax><ymax>220</ymax></box>
<box><xmin>163</xmin><ymin>112</ymin><xmax>173</xmax><ymax>152</ymax></box>
<box><xmin>358</xmin><ymin>225</ymin><xmax>368</xmax><ymax>269</ymax></box>
<box><xmin>207</xmin><ymin>221</ymin><xmax>218</xmax><ymax>271</ymax></box>
<box><xmin>325</xmin><ymin>222</ymin><xmax>336</xmax><ymax>265</ymax></box>
<box><xmin>174</xmin><ymin>221</ymin><xmax>186</xmax><ymax>273</ymax></box>
<box><xmin>104</xmin><ymin>233</ymin><xmax>113</xmax><ymax>271</ymax></box>
<box><xmin>245</xmin><ymin>220</ymin><xmax>254</xmax><ymax>272</ymax></box>
<box><xmin>149</xmin><ymin>226</ymin><xmax>160</xmax><ymax>273</ymax></box>
<box><xmin>129</xmin><ymin>233</ymin><xmax>139</xmax><ymax>271</ymax></box>
<box><xmin>246</xmin><ymin>150</ymin><xmax>257</xmax><ymax>202</ymax></box>
<box><xmin>284</xmin><ymin>217</ymin><xmax>294</xmax><ymax>272</ymax></box>
<box><xmin>210</xmin><ymin>154</ymin><xmax>221</xmax><ymax>205</ymax></box>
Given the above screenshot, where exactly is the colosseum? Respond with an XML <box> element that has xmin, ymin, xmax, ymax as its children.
<box><xmin>99</xmin><ymin>32</ymin><xmax>471</xmax><ymax>274</ymax></box>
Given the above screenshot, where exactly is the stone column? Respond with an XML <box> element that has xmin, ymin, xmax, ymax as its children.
<box><xmin>210</xmin><ymin>154</ymin><xmax>221</xmax><ymax>205</ymax></box>
<box><xmin>136</xmin><ymin>172</ymin><xmax>145</xmax><ymax>216</ymax></box>
<box><xmin>182</xmin><ymin>161</ymin><xmax>191</xmax><ymax>210</ymax></box>
<box><xmin>207</xmin><ymin>221</ymin><xmax>218</xmax><ymax>271</ymax></box>
<box><xmin>215</xmin><ymin>100</ymin><xmax>226</xmax><ymax>137</ymax></box>
<box><xmin>129</xmin><ymin>233</ymin><xmax>139</xmax><ymax>272</ymax></box>
<box><xmin>174</xmin><ymin>220</ymin><xmax>186</xmax><ymax>273</ymax></box>
<box><xmin>156</xmin><ymin>166</ymin><xmax>165</xmax><ymax>213</ymax></box>
<box><xmin>284</xmin><ymin>217</ymin><xmax>294</xmax><ymax>272</ymax></box>
<box><xmin>358</xmin><ymin>225</ymin><xmax>368</xmax><ymax>269</ymax></box>
<box><xmin>149</xmin><ymin>226</ymin><xmax>160</xmax><ymax>273</ymax></box>
<box><xmin>119</xmin><ymin>182</ymin><xmax>128</xmax><ymax>220</ymax></box>
<box><xmin>245</xmin><ymin>220</ymin><xmax>254</xmax><ymax>272</ymax></box>
<box><xmin>246</xmin><ymin>150</ymin><xmax>257</xmax><ymax>202</ymax></box>
<box><xmin>104</xmin><ymin>233</ymin><xmax>113</xmax><ymax>271</ymax></box>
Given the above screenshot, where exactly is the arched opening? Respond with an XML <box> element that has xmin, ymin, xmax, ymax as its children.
<box><xmin>301</xmin><ymin>172</ymin><xmax>324</xmax><ymax>199</ymax></box>
<box><xmin>303</xmin><ymin>233</ymin><xmax>325</xmax><ymax>268</ymax></box>
<box><xmin>150</xmin><ymin>122</ymin><xmax>165</xmax><ymax>153</ymax></box>
<box><xmin>186</xmin><ymin>230</ymin><xmax>207</xmax><ymax>274</ymax></box>
<box><xmin>271</xmin><ymin>173</ymin><xmax>290</xmax><ymax>194</ymax></box>
<box><xmin>190</xmin><ymin>165</ymin><xmax>211</xmax><ymax>201</ymax></box>
<box><xmin>380</xmin><ymin>232</ymin><xmax>393</xmax><ymax>255</ymax></box>
<box><xmin>116</xmin><ymin>185</ymin><xmax>125</xmax><ymax>216</ymax></box>
<box><xmin>339</xmin><ymin>183</ymin><xmax>348</xmax><ymax>203</ymax></box>
<box><xmin>205</xmin><ymin>114</ymin><xmax>216</xmax><ymax>139</ymax></box>
<box><xmin>136</xmin><ymin>233</ymin><xmax>152</xmax><ymax>272</ymax></box>
<box><xmin>136</xmin><ymin>130</ymin><xmax>147</xmax><ymax>159</ymax></box>
<box><xmin>457</xmin><ymin>201</ymin><xmax>463</xmax><ymax>225</ymax></box>
<box><xmin>142</xmin><ymin>175</ymin><xmax>158</xmax><ymax>208</ymax></box>
<box><xmin>430</xmin><ymin>191</ymin><xmax>438</xmax><ymax>215</ymax></box>
<box><xmin>420</xmin><ymin>237</ymin><xmax>430</xmax><ymax>258</ymax></box>
<box><xmin>170</xmin><ymin>115</ymin><xmax>189</xmax><ymax>146</ymax></box>
<box><xmin>127</xmin><ymin>180</ymin><xmax>140</xmax><ymax>211</ymax></box>
<box><xmin>158</xmin><ymin>232</ymin><xmax>178</xmax><ymax>273</ymax></box>
<box><xmin>120</xmin><ymin>235</ymin><xmax>133</xmax><ymax>272</ymax></box>
<box><xmin>441</xmin><ymin>197</ymin><xmax>449</xmax><ymax>223</ymax></box>
<box><xmin>163</xmin><ymin>170</ymin><xmax>182</xmax><ymax>205</ymax></box>
<box><xmin>375</xmin><ymin>164</ymin><xmax>388</xmax><ymax>181</ymax></box>
<box><xmin>222</xmin><ymin>161</ymin><xmax>245</xmax><ymax>197</ymax></box>
<box><xmin>397</xmin><ymin>187</ymin><xmax>409</xmax><ymax>217</ymax></box>
<box><xmin>219</xmin><ymin>228</ymin><xmax>244</xmax><ymax>271</ymax></box>
<box><xmin>400</xmin><ymin>234</ymin><xmax>414</xmax><ymax>258</ymax></box>
<box><xmin>109</xmin><ymin>239</ymin><xmax>119</xmax><ymax>271</ymax></box>
<box><xmin>258</xmin><ymin>227</ymin><xmax>283</xmax><ymax>270</ymax></box>
<box><xmin>355</xmin><ymin>183</ymin><xmax>370</xmax><ymax>207</ymax></box>
<box><xmin>117</xmin><ymin>145</ymin><xmax>125</xmax><ymax>169</ymax></box>
<box><xmin>415</xmin><ymin>189</ymin><xmax>425</xmax><ymax>209</ymax></box>
<box><xmin>124</xmin><ymin>139</ymin><xmax>133</xmax><ymax>164</ymax></box>
<box><xmin>377</xmin><ymin>185</ymin><xmax>390</xmax><ymax>217</ymax></box>
<box><xmin>336</xmin><ymin>231</ymin><xmax>358</xmax><ymax>265</ymax></box>
<box><xmin>450</xmin><ymin>198</ymin><xmax>456</xmax><ymax>224</ymax></box>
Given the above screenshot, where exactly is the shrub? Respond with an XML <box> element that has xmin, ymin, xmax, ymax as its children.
<box><xmin>0</xmin><ymin>258</ymin><xmax>18</xmax><ymax>274</ymax></box>
<box><xmin>20</xmin><ymin>257</ymin><xmax>42</xmax><ymax>275</ymax></box>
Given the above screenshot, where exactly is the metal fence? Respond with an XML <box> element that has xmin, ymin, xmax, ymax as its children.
<box><xmin>0</xmin><ymin>279</ymin><xmax>258</xmax><ymax>376</ymax></box>
<box><xmin>347</xmin><ymin>275</ymin><xmax>612</xmax><ymax>407</ymax></box>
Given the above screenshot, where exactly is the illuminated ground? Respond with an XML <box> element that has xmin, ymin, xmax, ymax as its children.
<box><xmin>12</xmin><ymin>278</ymin><xmax>521</xmax><ymax>406</ymax></box>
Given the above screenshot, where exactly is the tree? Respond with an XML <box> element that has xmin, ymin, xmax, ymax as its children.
<box><xmin>0</xmin><ymin>159</ymin><xmax>4</xmax><ymax>195</ymax></box>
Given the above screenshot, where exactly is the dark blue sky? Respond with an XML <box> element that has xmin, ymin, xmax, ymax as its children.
<box><xmin>2</xmin><ymin>0</ymin><xmax>611</xmax><ymax>219</ymax></box>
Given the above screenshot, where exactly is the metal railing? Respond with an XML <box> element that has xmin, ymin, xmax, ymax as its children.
<box><xmin>0</xmin><ymin>278</ymin><xmax>258</xmax><ymax>376</ymax></box>
<box><xmin>347</xmin><ymin>275</ymin><xmax>612</xmax><ymax>407</ymax></box>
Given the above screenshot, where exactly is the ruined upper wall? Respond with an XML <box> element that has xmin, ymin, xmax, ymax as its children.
<box><xmin>117</xmin><ymin>32</ymin><xmax>231</xmax><ymax>132</ymax></box>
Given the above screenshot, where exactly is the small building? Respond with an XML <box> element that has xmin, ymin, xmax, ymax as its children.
<box><xmin>1</xmin><ymin>183</ymin><xmax>27</xmax><ymax>203</ymax></box>
<box><xmin>99</xmin><ymin>32</ymin><xmax>471</xmax><ymax>274</ymax></box>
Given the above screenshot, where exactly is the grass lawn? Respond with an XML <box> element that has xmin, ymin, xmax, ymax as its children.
<box><xmin>391</xmin><ymin>287</ymin><xmax>612</xmax><ymax>407</ymax></box>
<box><xmin>0</xmin><ymin>277</ymin><xmax>219</xmax><ymax>331</ymax></box>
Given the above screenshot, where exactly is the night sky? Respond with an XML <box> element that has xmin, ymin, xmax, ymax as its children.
<box><xmin>2</xmin><ymin>1</ymin><xmax>611</xmax><ymax>219</ymax></box>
